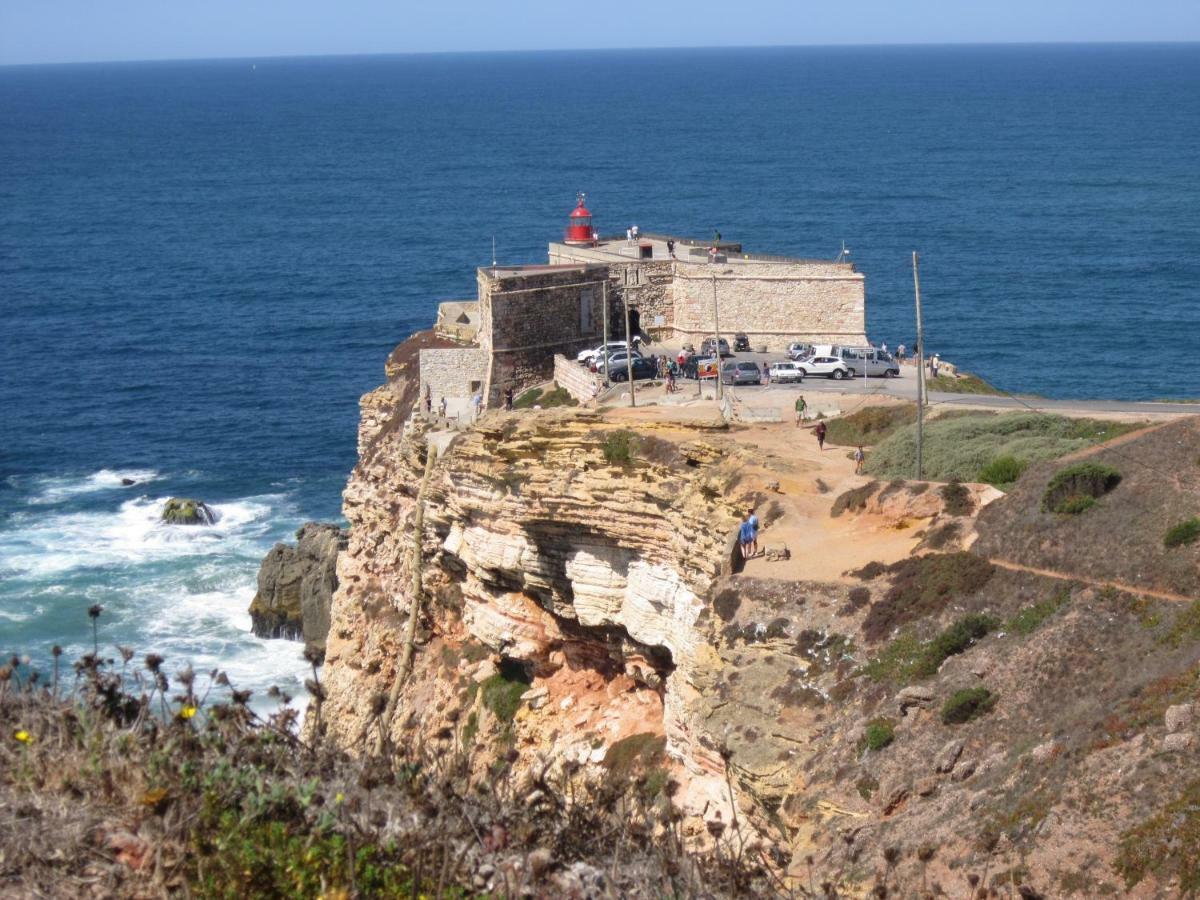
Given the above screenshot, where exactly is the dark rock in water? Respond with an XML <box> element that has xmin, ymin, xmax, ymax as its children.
<box><xmin>121</xmin><ymin>477</ymin><xmax>138</xmax><ymax>487</ymax></box>
<box><xmin>161</xmin><ymin>497</ymin><xmax>216</xmax><ymax>525</ymax></box>
<box><xmin>249</xmin><ymin>522</ymin><xmax>347</xmax><ymax>660</ymax></box>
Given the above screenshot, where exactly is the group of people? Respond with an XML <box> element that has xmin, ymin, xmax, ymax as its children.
<box><xmin>794</xmin><ymin>394</ymin><xmax>864</xmax><ymax>470</ymax></box>
<box><xmin>737</xmin><ymin>509</ymin><xmax>761</xmax><ymax>559</ymax></box>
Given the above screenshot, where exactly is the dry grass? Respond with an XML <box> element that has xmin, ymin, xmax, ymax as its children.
<box><xmin>0</xmin><ymin>632</ymin><xmax>787</xmax><ymax>898</ymax></box>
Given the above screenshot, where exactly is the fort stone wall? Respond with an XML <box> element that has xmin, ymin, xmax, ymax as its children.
<box><xmin>670</xmin><ymin>260</ymin><xmax>866</xmax><ymax>351</ymax></box>
<box><xmin>418</xmin><ymin>347</ymin><xmax>486</xmax><ymax>408</ymax></box>
<box><xmin>477</xmin><ymin>265</ymin><xmax>609</xmax><ymax>406</ymax></box>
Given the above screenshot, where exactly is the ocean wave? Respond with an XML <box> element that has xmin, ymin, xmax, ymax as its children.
<box><xmin>0</xmin><ymin>493</ymin><xmax>286</xmax><ymax>579</ymax></box>
<box><xmin>21</xmin><ymin>468</ymin><xmax>162</xmax><ymax>505</ymax></box>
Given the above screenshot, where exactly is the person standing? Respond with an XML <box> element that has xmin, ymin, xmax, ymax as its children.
<box><xmin>931</xmin><ymin>354</ymin><xmax>940</xmax><ymax>378</ymax></box>
<box><xmin>815</xmin><ymin>420</ymin><xmax>827</xmax><ymax>451</ymax></box>
<box><xmin>880</xmin><ymin>342</ymin><xmax>888</xmax><ymax>355</ymax></box>
<box><xmin>471</xmin><ymin>391</ymin><xmax>483</xmax><ymax>420</ymax></box>
<box><xmin>667</xmin><ymin>239</ymin><xmax>676</xmax><ymax>259</ymax></box>
<box><xmin>795</xmin><ymin>395</ymin><xmax>807</xmax><ymax>426</ymax></box>
<box><xmin>748</xmin><ymin>508</ymin><xmax>760</xmax><ymax>558</ymax></box>
<box><xmin>854</xmin><ymin>445</ymin><xmax>865</xmax><ymax>475</ymax></box>
<box><xmin>504</xmin><ymin>387</ymin><xmax>514</xmax><ymax>411</ymax></box>
<box><xmin>714</xmin><ymin>229</ymin><xmax>721</xmax><ymax>242</ymax></box>
<box><xmin>897</xmin><ymin>343</ymin><xmax>906</xmax><ymax>363</ymax></box>
<box><xmin>738</xmin><ymin>513</ymin><xmax>755</xmax><ymax>560</ymax></box>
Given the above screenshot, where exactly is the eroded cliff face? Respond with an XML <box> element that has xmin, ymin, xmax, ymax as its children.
<box><xmin>320</xmin><ymin>343</ymin><xmax>1200</xmax><ymax>897</ymax></box>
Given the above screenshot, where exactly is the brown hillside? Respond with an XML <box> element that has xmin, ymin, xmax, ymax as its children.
<box><xmin>974</xmin><ymin>416</ymin><xmax>1200</xmax><ymax>599</ymax></box>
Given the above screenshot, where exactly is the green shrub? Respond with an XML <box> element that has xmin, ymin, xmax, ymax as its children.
<box><xmin>824</xmin><ymin>405</ymin><xmax>917</xmax><ymax>447</ymax></box>
<box><xmin>1007</xmin><ymin>589</ymin><xmax>1070</xmax><ymax>636</ymax></box>
<box><xmin>941</xmin><ymin>687</ymin><xmax>996</xmax><ymax>725</ymax></box>
<box><xmin>863</xmin><ymin>614</ymin><xmax>996</xmax><ymax>683</ymax></box>
<box><xmin>601</xmin><ymin>430</ymin><xmax>637</xmax><ymax>465</ymax></box>
<box><xmin>916</xmin><ymin>615</ymin><xmax>996</xmax><ymax>677</ymax></box>
<box><xmin>925</xmin><ymin>372</ymin><xmax>1002</xmax><ymax>395</ymax></box>
<box><xmin>480</xmin><ymin>660</ymin><xmax>531</xmax><ymax>723</ymax></box>
<box><xmin>1055</xmin><ymin>494</ymin><xmax>1096</xmax><ymax>515</ymax></box>
<box><xmin>862</xmin><ymin>552</ymin><xmax>995</xmax><ymax>642</ymax></box>
<box><xmin>863</xmin><ymin>412</ymin><xmax>1143</xmax><ymax>483</ymax></box>
<box><xmin>1115</xmin><ymin>779</ymin><xmax>1200</xmax><ymax>894</ymax></box>
<box><xmin>831</xmin><ymin>481</ymin><xmax>879</xmax><ymax>518</ymax></box>
<box><xmin>977</xmin><ymin>454</ymin><xmax>1027</xmax><ymax>487</ymax></box>
<box><xmin>1164</xmin><ymin>518</ymin><xmax>1200</xmax><ymax>549</ymax></box>
<box><xmin>512</xmin><ymin>387</ymin><xmax>543</xmax><ymax>408</ymax></box>
<box><xmin>939</xmin><ymin>480</ymin><xmax>973</xmax><ymax>516</ymax></box>
<box><xmin>862</xmin><ymin>718</ymin><xmax>895</xmax><ymax>752</ymax></box>
<box><xmin>1042</xmin><ymin>462</ymin><xmax>1121</xmax><ymax>513</ymax></box>
<box><xmin>603</xmin><ymin>732</ymin><xmax>666</xmax><ymax>778</ymax></box>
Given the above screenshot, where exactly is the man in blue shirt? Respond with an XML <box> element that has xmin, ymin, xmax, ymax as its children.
<box><xmin>747</xmin><ymin>508</ymin><xmax>760</xmax><ymax>558</ymax></box>
<box><xmin>738</xmin><ymin>514</ymin><xmax>755</xmax><ymax>560</ymax></box>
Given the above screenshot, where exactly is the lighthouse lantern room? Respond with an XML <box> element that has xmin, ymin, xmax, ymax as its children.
<box><xmin>564</xmin><ymin>192</ymin><xmax>595</xmax><ymax>245</ymax></box>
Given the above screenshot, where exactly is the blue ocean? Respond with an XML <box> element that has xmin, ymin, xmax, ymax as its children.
<box><xmin>2</xmin><ymin>45</ymin><xmax>1198</xmax><ymax>693</ymax></box>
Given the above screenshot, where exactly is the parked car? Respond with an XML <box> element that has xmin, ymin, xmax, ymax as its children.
<box><xmin>733</xmin><ymin>332</ymin><xmax>751</xmax><ymax>352</ymax></box>
<box><xmin>787</xmin><ymin>342</ymin><xmax>814</xmax><ymax>361</ymax></box>
<box><xmin>700</xmin><ymin>337</ymin><xmax>732</xmax><ymax>358</ymax></box>
<box><xmin>841</xmin><ymin>348</ymin><xmax>900</xmax><ymax>378</ymax></box>
<box><xmin>590</xmin><ymin>348</ymin><xmax>642</xmax><ymax>372</ymax></box>
<box><xmin>768</xmin><ymin>361</ymin><xmax>804</xmax><ymax>383</ymax></box>
<box><xmin>608</xmin><ymin>356</ymin><xmax>657</xmax><ymax>382</ymax></box>
<box><xmin>577</xmin><ymin>338</ymin><xmax>642</xmax><ymax>365</ymax></box>
<box><xmin>794</xmin><ymin>356</ymin><xmax>851</xmax><ymax>380</ymax></box>
<box><xmin>721</xmin><ymin>361</ymin><xmax>763</xmax><ymax>386</ymax></box>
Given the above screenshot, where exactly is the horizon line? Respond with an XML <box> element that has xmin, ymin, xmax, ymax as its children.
<box><xmin>3</xmin><ymin>38</ymin><xmax>1199</xmax><ymax>70</ymax></box>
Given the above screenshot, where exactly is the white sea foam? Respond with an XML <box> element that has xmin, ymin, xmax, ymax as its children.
<box><xmin>0</xmin><ymin>494</ymin><xmax>283</xmax><ymax>578</ymax></box>
<box><xmin>23</xmin><ymin>469</ymin><xmax>161</xmax><ymax>505</ymax></box>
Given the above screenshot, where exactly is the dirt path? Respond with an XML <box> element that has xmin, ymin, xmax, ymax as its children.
<box><xmin>987</xmin><ymin>557</ymin><xmax>1197</xmax><ymax>604</ymax></box>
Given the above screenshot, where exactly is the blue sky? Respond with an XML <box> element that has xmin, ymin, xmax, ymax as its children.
<box><xmin>2</xmin><ymin>0</ymin><xmax>1198</xmax><ymax>65</ymax></box>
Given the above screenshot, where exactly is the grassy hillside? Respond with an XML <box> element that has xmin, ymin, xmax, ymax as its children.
<box><xmin>862</xmin><ymin>410</ymin><xmax>1146</xmax><ymax>485</ymax></box>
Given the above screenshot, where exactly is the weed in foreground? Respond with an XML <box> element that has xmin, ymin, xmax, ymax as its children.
<box><xmin>1164</xmin><ymin>517</ymin><xmax>1200</xmax><ymax>549</ymax></box>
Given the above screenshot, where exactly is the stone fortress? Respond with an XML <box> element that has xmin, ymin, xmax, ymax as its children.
<box><xmin>419</xmin><ymin>195</ymin><xmax>867</xmax><ymax>412</ymax></box>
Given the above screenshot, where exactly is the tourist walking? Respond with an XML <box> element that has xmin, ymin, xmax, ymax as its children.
<box><xmin>814</xmin><ymin>420</ymin><xmax>827</xmax><ymax>451</ymax></box>
<box><xmin>795</xmin><ymin>395</ymin><xmax>807</xmax><ymax>425</ymax></box>
<box><xmin>738</xmin><ymin>513</ymin><xmax>755</xmax><ymax>560</ymax></box>
<box><xmin>897</xmin><ymin>343</ymin><xmax>906</xmax><ymax>363</ymax></box>
<box><xmin>854</xmin><ymin>445</ymin><xmax>865</xmax><ymax>475</ymax></box>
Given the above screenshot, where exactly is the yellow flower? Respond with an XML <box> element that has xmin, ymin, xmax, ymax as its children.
<box><xmin>14</xmin><ymin>730</ymin><xmax>32</xmax><ymax>744</ymax></box>
<box><xmin>178</xmin><ymin>705</ymin><xmax>197</xmax><ymax>720</ymax></box>
<box><xmin>334</xmin><ymin>792</ymin><xmax>344</xmax><ymax>804</ymax></box>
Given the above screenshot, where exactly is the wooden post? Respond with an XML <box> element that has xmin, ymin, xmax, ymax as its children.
<box><xmin>712</xmin><ymin>273</ymin><xmax>723</xmax><ymax>402</ymax></box>
<box><xmin>624</xmin><ymin>273</ymin><xmax>636</xmax><ymax>408</ymax></box>
<box><xmin>375</xmin><ymin>443</ymin><xmax>438</xmax><ymax>755</ymax></box>
<box><xmin>913</xmin><ymin>252</ymin><xmax>925</xmax><ymax>480</ymax></box>
<box><xmin>602</xmin><ymin>280</ymin><xmax>610</xmax><ymax>384</ymax></box>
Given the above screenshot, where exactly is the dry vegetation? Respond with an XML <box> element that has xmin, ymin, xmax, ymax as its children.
<box><xmin>0</xmin><ymin>618</ymin><xmax>789</xmax><ymax>899</ymax></box>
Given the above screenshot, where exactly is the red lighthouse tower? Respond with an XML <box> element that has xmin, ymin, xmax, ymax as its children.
<box><xmin>564</xmin><ymin>192</ymin><xmax>595</xmax><ymax>245</ymax></box>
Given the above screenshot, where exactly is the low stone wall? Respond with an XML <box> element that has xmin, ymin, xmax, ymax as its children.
<box><xmin>553</xmin><ymin>354</ymin><xmax>602</xmax><ymax>403</ymax></box>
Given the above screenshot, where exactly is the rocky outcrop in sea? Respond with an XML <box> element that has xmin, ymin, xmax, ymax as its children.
<box><xmin>249</xmin><ymin>522</ymin><xmax>347</xmax><ymax>659</ymax></box>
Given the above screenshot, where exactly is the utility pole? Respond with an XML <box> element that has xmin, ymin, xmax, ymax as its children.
<box><xmin>624</xmin><ymin>270</ymin><xmax>636</xmax><ymax>408</ymax></box>
<box><xmin>602</xmin><ymin>280</ymin><xmax>610</xmax><ymax>384</ymax></box>
<box><xmin>711</xmin><ymin>273</ymin><xmax>723</xmax><ymax>402</ymax></box>
<box><xmin>913</xmin><ymin>251</ymin><xmax>925</xmax><ymax>480</ymax></box>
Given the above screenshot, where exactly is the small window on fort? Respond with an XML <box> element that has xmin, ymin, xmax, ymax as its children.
<box><xmin>469</xmin><ymin>380</ymin><xmax>481</xmax><ymax>393</ymax></box>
